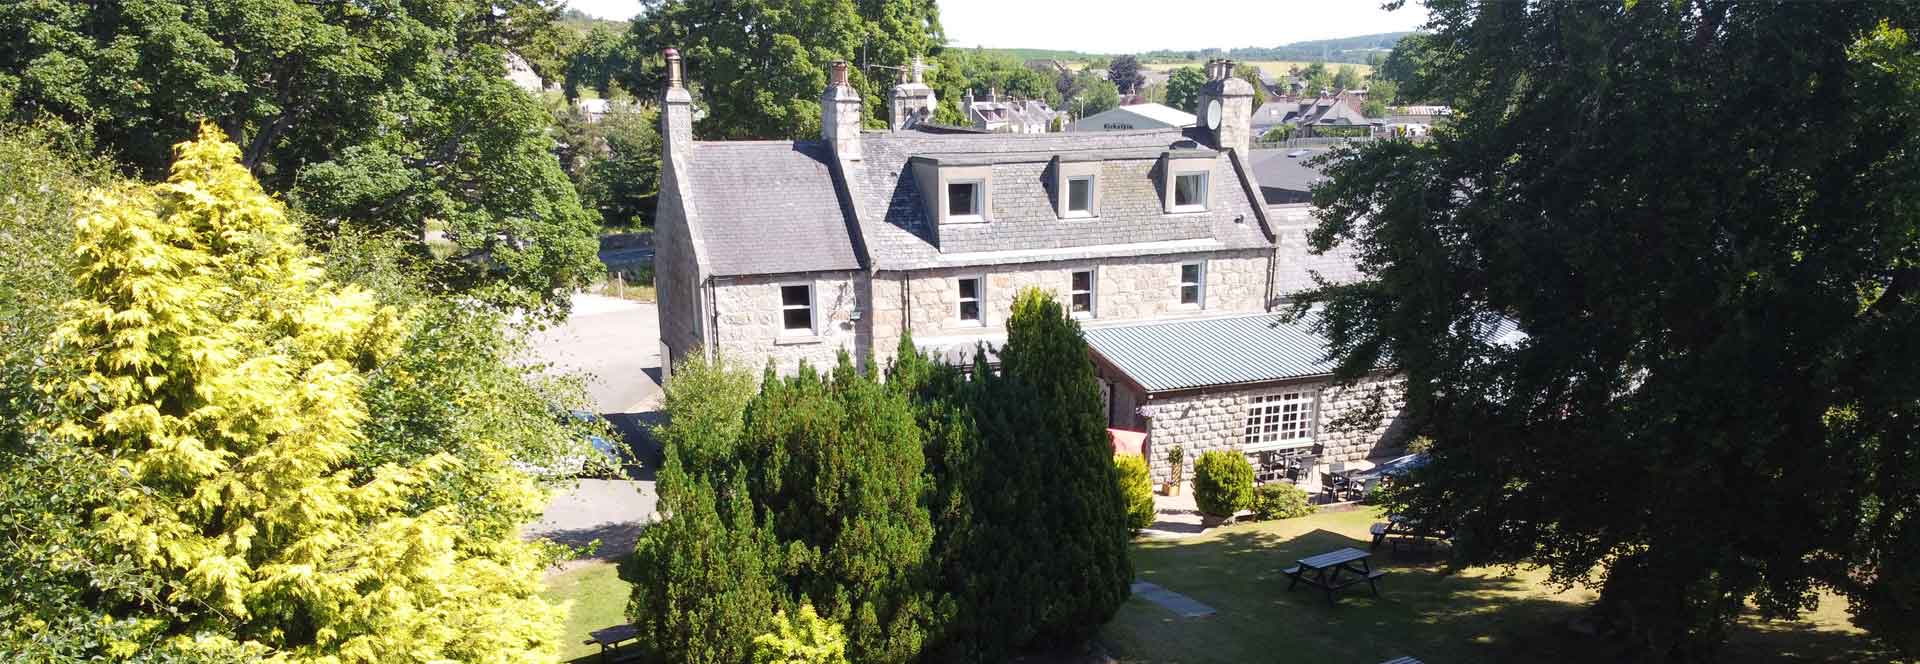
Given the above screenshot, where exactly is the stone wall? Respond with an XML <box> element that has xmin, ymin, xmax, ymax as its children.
<box><xmin>893</xmin><ymin>250</ymin><xmax>1269</xmax><ymax>336</ymax></box>
<box><xmin>1135</xmin><ymin>372</ymin><xmax>1409</xmax><ymax>483</ymax></box>
<box><xmin>710</xmin><ymin>271</ymin><xmax>865</xmax><ymax>375</ymax></box>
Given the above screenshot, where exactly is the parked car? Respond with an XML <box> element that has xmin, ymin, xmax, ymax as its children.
<box><xmin>513</xmin><ymin>410</ymin><xmax>627</xmax><ymax>479</ymax></box>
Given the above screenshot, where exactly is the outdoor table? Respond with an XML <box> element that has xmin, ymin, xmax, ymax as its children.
<box><xmin>1283</xmin><ymin>547</ymin><xmax>1386</xmax><ymax>605</ymax></box>
<box><xmin>1372</xmin><ymin>515</ymin><xmax>1451</xmax><ymax>555</ymax></box>
<box><xmin>585</xmin><ymin>624</ymin><xmax>639</xmax><ymax>663</ymax></box>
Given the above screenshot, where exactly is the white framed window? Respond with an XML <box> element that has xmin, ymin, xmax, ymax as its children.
<box><xmin>1070</xmin><ymin>270</ymin><xmax>1095</xmax><ymax>318</ymax></box>
<box><xmin>1179</xmin><ymin>262</ymin><xmax>1205</xmax><ymax>306</ymax></box>
<box><xmin>1065</xmin><ymin>175</ymin><xmax>1094</xmax><ymax>217</ymax></box>
<box><xmin>780</xmin><ymin>284</ymin><xmax>814</xmax><ymax>334</ymax></box>
<box><xmin>1243</xmin><ymin>391</ymin><xmax>1317</xmax><ymax>450</ymax></box>
<box><xmin>956</xmin><ymin>277</ymin><xmax>983</xmax><ymax>324</ymax></box>
<box><xmin>947</xmin><ymin>181</ymin><xmax>984</xmax><ymax>221</ymax></box>
<box><xmin>1172</xmin><ymin>171</ymin><xmax>1209</xmax><ymax>211</ymax></box>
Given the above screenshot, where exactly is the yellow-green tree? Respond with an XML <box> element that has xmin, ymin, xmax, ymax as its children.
<box><xmin>42</xmin><ymin>125</ymin><xmax>561</xmax><ymax>662</ymax></box>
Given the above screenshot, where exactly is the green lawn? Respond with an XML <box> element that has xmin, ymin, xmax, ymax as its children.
<box><xmin>1103</xmin><ymin>509</ymin><xmax>1892</xmax><ymax>664</ymax></box>
<box><xmin>541</xmin><ymin>561</ymin><xmax>633</xmax><ymax>662</ymax></box>
<box><xmin>539</xmin><ymin>511</ymin><xmax>1891</xmax><ymax>663</ymax></box>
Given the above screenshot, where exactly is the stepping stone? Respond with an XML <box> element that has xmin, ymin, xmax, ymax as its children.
<box><xmin>1130</xmin><ymin>580</ymin><xmax>1216</xmax><ymax>618</ymax></box>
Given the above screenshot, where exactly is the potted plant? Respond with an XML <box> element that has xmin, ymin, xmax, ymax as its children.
<box><xmin>1163</xmin><ymin>445</ymin><xmax>1185</xmax><ymax>496</ymax></box>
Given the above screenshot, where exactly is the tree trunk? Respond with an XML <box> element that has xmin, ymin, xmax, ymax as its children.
<box><xmin>1592</xmin><ymin>550</ymin><xmax>1746</xmax><ymax>663</ymax></box>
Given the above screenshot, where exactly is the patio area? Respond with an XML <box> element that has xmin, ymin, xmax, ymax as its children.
<box><xmin>1103</xmin><ymin>509</ymin><xmax>1889</xmax><ymax>663</ymax></box>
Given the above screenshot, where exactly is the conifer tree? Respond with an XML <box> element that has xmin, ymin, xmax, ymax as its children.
<box><xmin>41</xmin><ymin>125</ymin><xmax>561</xmax><ymax>661</ymax></box>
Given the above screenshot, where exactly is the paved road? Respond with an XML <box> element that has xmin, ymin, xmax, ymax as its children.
<box><xmin>522</xmin><ymin>293</ymin><xmax>664</xmax><ymax>564</ymax></box>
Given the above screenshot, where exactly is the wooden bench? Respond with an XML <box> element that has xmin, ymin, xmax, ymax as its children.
<box><xmin>1370</xmin><ymin>522</ymin><xmax>1390</xmax><ymax>550</ymax></box>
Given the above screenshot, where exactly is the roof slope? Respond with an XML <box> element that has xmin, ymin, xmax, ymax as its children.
<box><xmin>686</xmin><ymin>141</ymin><xmax>861</xmax><ymax>276</ymax></box>
<box><xmin>1085</xmin><ymin>312</ymin><xmax>1344</xmax><ymax>392</ymax></box>
<box><xmin>850</xmin><ymin>128</ymin><xmax>1273</xmax><ymax>270</ymax></box>
<box><xmin>1250</xmin><ymin>148</ymin><xmax>1329</xmax><ymax>204</ymax></box>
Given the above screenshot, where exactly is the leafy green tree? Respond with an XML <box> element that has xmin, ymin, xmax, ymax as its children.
<box><xmin>1301</xmin><ymin>2</ymin><xmax>1920</xmax><ymax>659</ymax></box>
<box><xmin>626</xmin><ymin>0</ymin><xmax>942</xmax><ymax>138</ymax></box>
<box><xmin>1163</xmin><ymin>66</ymin><xmax>1207</xmax><ymax>114</ymax></box>
<box><xmin>1366</xmin><ymin>78</ymin><xmax>1401</xmax><ymax>107</ymax></box>
<box><xmin>565</xmin><ymin>24</ymin><xmax>642</xmax><ymax>100</ymax></box>
<box><xmin>1107</xmin><ymin>55</ymin><xmax>1145</xmax><ymax>94</ymax></box>
<box><xmin>1077</xmin><ymin>76</ymin><xmax>1122</xmax><ymax>117</ymax></box>
<box><xmin>1376</xmin><ymin>32</ymin><xmax>1441</xmax><ymax>104</ymax></box>
<box><xmin>576</xmin><ymin>109</ymin><xmax>663</xmax><ymax>229</ymax></box>
<box><xmin>36</xmin><ymin>125</ymin><xmax>562</xmax><ymax>661</ymax></box>
<box><xmin>0</xmin><ymin>0</ymin><xmax>602</xmax><ymax>317</ymax></box>
<box><xmin>1232</xmin><ymin>62</ymin><xmax>1268</xmax><ymax>110</ymax></box>
<box><xmin>1331</xmin><ymin>64</ymin><xmax>1361</xmax><ymax>92</ymax></box>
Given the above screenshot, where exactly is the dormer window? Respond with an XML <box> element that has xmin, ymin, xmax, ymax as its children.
<box><xmin>1065</xmin><ymin>176</ymin><xmax>1094</xmax><ymax>216</ymax></box>
<box><xmin>1173</xmin><ymin>172</ymin><xmax>1209</xmax><ymax>212</ymax></box>
<box><xmin>948</xmin><ymin>181</ymin><xmax>984</xmax><ymax>220</ymax></box>
<box><xmin>1051</xmin><ymin>157</ymin><xmax>1102</xmax><ymax>219</ymax></box>
<box><xmin>1160</xmin><ymin>150</ymin><xmax>1216</xmax><ymax>213</ymax></box>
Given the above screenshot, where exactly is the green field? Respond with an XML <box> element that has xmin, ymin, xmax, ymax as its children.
<box><xmin>541</xmin><ymin>561</ymin><xmax>632</xmax><ymax>662</ymax></box>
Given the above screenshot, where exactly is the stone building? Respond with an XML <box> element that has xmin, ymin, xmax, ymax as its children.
<box><xmin>652</xmin><ymin>52</ymin><xmax>1407</xmax><ymax>488</ymax></box>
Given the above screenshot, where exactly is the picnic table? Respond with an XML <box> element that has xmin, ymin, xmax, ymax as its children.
<box><xmin>1283</xmin><ymin>547</ymin><xmax>1387</xmax><ymax>605</ymax></box>
<box><xmin>584</xmin><ymin>624</ymin><xmax>639</xmax><ymax>663</ymax></box>
<box><xmin>1370</xmin><ymin>514</ymin><xmax>1452</xmax><ymax>555</ymax></box>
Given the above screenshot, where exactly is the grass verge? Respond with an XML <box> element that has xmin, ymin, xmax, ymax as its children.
<box><xmin>541</xmin><ymin>560</ymin><xmax>633</xmax><ymax>662</ymax></box>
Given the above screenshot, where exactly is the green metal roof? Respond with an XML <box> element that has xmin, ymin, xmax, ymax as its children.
<box><xmin>1084</xmin><ymin>311</ymin><xmax>1523</xmax><ymax>393</ymax></box>
<box><xmin>1083</xmin><ymin>312</ymin><xmax>1340</xmax><ymax>393</ymax></box>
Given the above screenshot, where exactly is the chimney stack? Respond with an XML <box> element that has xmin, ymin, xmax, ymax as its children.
<box><xmin>661</xmin><ymin>48</ymin><xmax>693</xmax><ymax>162</ymax></box>
<box><xmin>1196</xmin><ymin>58</ymin><xmax>1255</xmax><ymax>157</ymax></box>
<box><xmin>821</xmin><ymin>60</ymin><xmax>862</xmax><ymax>159</ymax></box>
<box><xmin>889</xmin><ymin>55</ymin><xmax>936</xmax><ymax>131</ymax></box>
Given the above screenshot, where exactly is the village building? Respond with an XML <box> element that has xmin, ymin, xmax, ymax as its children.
<box><xmin>1067</xmin><ymin>102</ymin><xmax>1196</xmax><ymax>133</ymax></box>
<box><xmin>962</xmin><ymin>89</ymin><xmax>1065</xmax><ymax>134</ymax></box>
<box><xmin>651</xmin><ymin>51</ymin><xmax>1410</xmax><ymax>489</ymax></box>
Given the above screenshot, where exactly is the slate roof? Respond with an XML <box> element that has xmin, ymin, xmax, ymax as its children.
<box><xmin>1250</xmin><ymin>148</ymin><xmax>1329</xmax><ymax>205</ymax></box>
<box><xmin>848</xmin><ymin>127</ymin><xmax>1273</xmax><ymax>271</ymax></box>
<box><xmin>1084</xmin><ymin>311</ymin><xmax>1346</xmax><ymax>392</ymax></box>
<box><xmin>685</xmin><ymin>140</ymin><xmax>862</xmax><ymax>276</ymax></box>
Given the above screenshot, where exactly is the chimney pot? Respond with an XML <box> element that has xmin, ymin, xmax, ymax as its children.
<box><xmin>829</xmin><ymin>60</ymin><xmax>849</xmax><ymax>87</ymax></box>
<box><xmin>664</xmin><ymin>48</ymin><xmax>683</xmax><ymax>88</ymax></box>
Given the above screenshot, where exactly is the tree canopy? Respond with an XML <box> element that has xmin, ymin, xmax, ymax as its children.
<box><xmin>1301</xmin><ymin>1</ymin><xmax>1920</xmax><ymax>659</ymax></box>
<box><xmin>1163</xmin><ymin>66</ymin><xmax>1206</xmax><ymax>115</ymax></box>
<box><xmin>0</xmin><ymin>0</ymin><xmax>603</xmax><ymax>317</ymax></box>
<box><xmin>17</xmin><ymin>125</ymin><xmax>563</xmax><ymax>661</ymax></box>
<box><xmin>624</xmin><ymin>0</ymin><xmax>942</xmax><ymax>139</ymax></box>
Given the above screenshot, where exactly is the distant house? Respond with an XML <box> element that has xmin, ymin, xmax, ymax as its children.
<box><xmin>505</xmin><ymin>53</ymin><xmax>550</xmax><ymax>94</ymax></box>
<box><xmin>1069</xmin><ymin>102</ymin><xmax>1195</xmax><ymax>132</ymax></box>
<box><xmin>1253</xmin><ymin>93</ymin><xmax>1383</xmax><ymax>138</ymax></box>
<box><xmin>963</xmin><ymin>90</ymin><xmax>1065</xmax><ymax>134</ymax></box>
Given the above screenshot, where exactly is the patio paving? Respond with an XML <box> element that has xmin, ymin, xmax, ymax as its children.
<box><xmin>1130</xmin><ymin>580</ymin><xmax>1217</xmax><ymax>618</ymax></box>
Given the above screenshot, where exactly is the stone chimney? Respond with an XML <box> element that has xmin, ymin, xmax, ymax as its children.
<box><xmin>661</xmin><ymin>48</ymin><xmax>693</xmax><ymax>163</ymax></box>
<box><xmin>889</xmin><ymin>56</ymin><xmax>936</xmax><ymax>131</ymax></box>
<box><xmin>1197</xmin><ymin>58</ymin><xmax>1254</xmax><ymax>157</ymax></box>
<box><xmin>821</xmin><ymin>60</ymin><xmax>862</xmax><ymax>160</ymax></box>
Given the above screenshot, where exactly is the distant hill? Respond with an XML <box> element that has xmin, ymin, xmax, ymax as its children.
<box><xmin>976</xmin><ymin>47</ymin><xmax>1111</xmax><ymax>63</ymax></box>
<box><xmin>1128</xmin><ymin>32</ymin><xmax>1413</xmax><ymax>65</ymax></box>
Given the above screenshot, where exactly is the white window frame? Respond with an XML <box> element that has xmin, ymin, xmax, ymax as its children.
<box><xmin>1242</xmin><ymin>391</ymin><xmax>1318</xmax><ymax>452</ymax></box>
<box><xmin>1064</xmin><ymin>175</ymin><xmax>1095</xmax><ymax>218</ymax></box>
<box><xmin>1178</xmin><ymin>261</ymin><xmax>1206</xmax><ymax>307</ymax></box>
<box><xmin>1172</xmin><ymin>171</ymin><xmax>1209</xmax><ymax>212</ymax></box>
<box><xmin>947</xmin><ymin>180</ymin><xmax>985</xmax><ymax>223</ymax></box>
<box><xmin>1070</xmin><ymin>269</ymin><xmax>1096</xmax><ymax>318</ymax></box>
<box><xmin>779</xmin><ymin>283</ymin><xmax>815</xmax><ymax>335</ymax></box>
<box><xmin>955</xmin><ymin>276</ymin><xmax>984</xmax><ymax>326</ymax></box>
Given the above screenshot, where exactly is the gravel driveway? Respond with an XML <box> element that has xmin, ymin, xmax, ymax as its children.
<box><xmin>521</xmin><ymin>293</ymin><xmax>664</xmax><ymax>566</ymax></box>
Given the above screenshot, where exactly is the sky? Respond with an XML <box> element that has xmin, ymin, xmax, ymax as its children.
<box><xmin>562</xmin><ymin>0</ymin><xmax>1429</xmax><ymax>54</ymax></box>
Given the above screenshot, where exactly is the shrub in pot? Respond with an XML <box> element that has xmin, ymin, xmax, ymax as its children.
<box><xmin>1114</xmin><ymin>455</ymin><xmax>1156</xmax><ymax>534</ymax></box>
<box><xmin>1191</xmin><ymin>450</ymin><xmax>1254</xmax><ymax>517</ymax></box>
<box><xmin>1251</xmin><ymin>483</ymin><xmax>1314</xmax><ymax>520</ymax></box>
<box><xmin>1164</xmin><ymin>445</ymin><xmax>1185</xmax><ymax>495</ymax></box>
